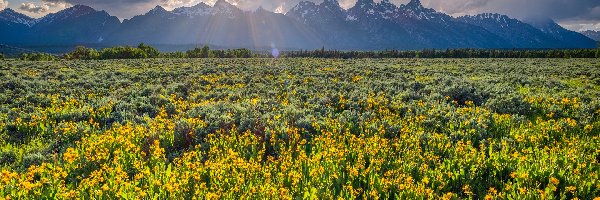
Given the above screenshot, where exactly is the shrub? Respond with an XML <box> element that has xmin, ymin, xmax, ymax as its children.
<box><xmin>186</xmin><ymin>45</ymin><xmax>210</xmax><ymax>58</ymax></box>
<box><xmin>138</xmin><ymin>43</ymin><xmax>160</xmax><ymax>58</ymax></box>
<box><xmin>99</xmin><ymin>46</ymin><xmax>148</xmax><ymax>59</ymax></box>
<box><xmin>65</xmin><ymin>46</ymin><xmax>100</xmax><ymax>60</ymax></box>
<box><xmin>20</xmin><ymin>53</ymin><xmax>57</xmax><ymax>61</ymax></box>
<box><xmin>21</xmin><ymin>152</ymin><xmax>48</xmax><ymax>169</ymax></box>
<box><xmin>485</xmin><ymin>93</ymin><xmax>533</xmax><ymax>115</ymax></box>
<box><xmin>0</xmin><ymin>150</ymin><xmax>17</xmax><ymax>166</ymax></box>
<box><xmin>441</xmin><ymin>83</ymin><xmax>488</xmax><ymax>106</ymax></box>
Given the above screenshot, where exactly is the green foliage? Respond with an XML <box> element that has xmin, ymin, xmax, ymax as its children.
<box><xmin>59</xmin><ymin>43</ymin><xmax>599</xmax><ymax>60</ymax></box>
<box><xmin>163</xmin><ymin>51</ymin><xmax>186</xmax><ymax>58</ymax></box>
<box><xmin>186</xmin><ymin>45</ymin><xmax>253</xmax><ymax>58</ymax></box>
<box><xmin>0</xmin><ymin>58</ymin><xmax>598</xmax><ymax>199</ymax></box>
<box><xmin>20</xmin><ymin>152</ymin><xmax>49</xmax><ymax>169</ymax></box>
<box><xmin>485</xmin><ymin>93</ymin><xmax>533</xmax><ymax>115</ymax></box>
<box><xmin>65</xmin><ymin>43</ymin><xmax>160</xmax><ymax>60</ymax></box>
<box><xmin>186</xmin><ymin>45</ymin><xmax>210</xmax><ymax>58</ymax></box>
<box><xmin>137</xmin><ymin>43</ymin><xmax>160</xmax><ymax>58</ymax></box>
<box><xmin>64</xmin><ymin>46</ymin><xmax>100</xmax><ymax>60</ymax></box>
<box><xmin>64</xmin><ymin>44</ymin><xmax>254</xmax><ymax>60</ymax></box>
<box><xmin>20</xmin><ymin>53</ymin><xmax>57</xmax><ymax>61</ymax></box>
<box><xmin>284</xmin><ymin>48</ymin><xmax>600</xmax><ymax>58</ymax></box>
<box><xmin>99</xmin><ymin>45</ymin><xmax>149</xmax><ymax>59</ymax></box>
<box><xmin>440</xmin><ymin>78</ymin><xmax>488</xmax><ymax>106</ymax></box>
<box><xmin>0</xmin><ymin>150</ymin><xmax>16</xmax><ymax>166</ymax></box>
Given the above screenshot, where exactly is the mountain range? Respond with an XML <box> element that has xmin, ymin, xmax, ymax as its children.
<box><xmin>581</xmin><ymin>30</ymin><xmax>600</xmax><ymax>41</ymax></box>
<box><xmin>0</xmin><ymin>0</ymin><xmax>597</xmax><ymax>50</ymax></box>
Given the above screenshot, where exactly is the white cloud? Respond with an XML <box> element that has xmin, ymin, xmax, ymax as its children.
<box><xmin>43</xmin><ymin>1</ymin><xmax>71</xmax><ymax>10</ymax></box>
<box><xmin>20</xmin><ymin>2</ymin><xmax>50</xmax><ymax>13</ymax></box>
<box><xmin>0</xmin><ymin>0</ymin><xmax>8</xmax><ymax>10</ymax></box>
<box><xmin>18</xmin><ymin>1</ymin><xmax>70</xmax><ymax>16</ymax></box>
<box><xmin>160</xmin><ymin>0</ymin><xmax>199</xmax><ymax>10</ymax></box>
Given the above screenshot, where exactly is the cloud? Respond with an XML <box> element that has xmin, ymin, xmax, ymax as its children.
<box><xmin>0</xmin><ymin>0</ymin><xmax>8</xmax><ymax>10</ymax></box>
<box><xmin>41</xmin><ymin>0</ymin><xmax>206</xmax><ymax>18</ymax></box>
<box><xmin>160</xmin><ymin>0</ymin><xmax>198</xmax><ymax>9</ymax></box>
<box><xmin>18</xmin><ymin>1</ymin><xmax>69</xmax><ymax>14</ymax></box>
<box><xmin>20</xmin><ymin>2</ymin><xmax>50</xmax><ymax>13</ymax></box>
<box><xmin>43</xmin><ymin>1</ymin><xmax>71</xmax><ymax>9</ymax></box>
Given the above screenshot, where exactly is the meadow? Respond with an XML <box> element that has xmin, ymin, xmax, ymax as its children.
<box><xmin>0</xmin><ymin>58</ymin><xmax>599</xmax><ymax>199</ymax></box>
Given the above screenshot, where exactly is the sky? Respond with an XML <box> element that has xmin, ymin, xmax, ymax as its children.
<box><xmin>1</xmin><ymin>0</ymin><xmax>599</xmax><ymax>31</ymax></box>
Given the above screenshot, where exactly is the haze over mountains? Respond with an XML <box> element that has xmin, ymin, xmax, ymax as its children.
<box><xmin>0</xmin><ymin>0</ymin><xmax>596</xmax><ymax>50</ymax></box>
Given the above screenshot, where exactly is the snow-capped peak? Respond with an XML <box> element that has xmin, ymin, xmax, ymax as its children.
<box><xmin>376</xmin><ymin>0</ymin><xmax>397</xmax><ymax>19</ymax></box>
<box><xmin>458</xmin><ymin>13</ymin><xmax>522</xmax><ymax>28</ymax></box>
<box><xmin>38</xmin><ymin>5</ymin><xmax>98</xmax><ymax>24</ymax></box>
<box><xmin>348</xmin><ymin>0</ymin><xmax>379</xmax><ymax>20</ymax></box>
<box><xmin>169</xmin><ymin>0</ymin><xmax>240</xmax><ymax>18</ymax></box>
<box><xmin>64</xmin><ymin>5</ymin><xmax>96</xmax><ymax>16</ymax></box>
<box><xmin>474</xmin><ymin>13</ymin><xmax>511</xmax><ymax>22</ymax></box>
<box><xmin>291</xmin><ymin>1</ymin><xmax>317</xmax><ymax>12</ymax></box>
<box><xmin>149</xmin><ymin>5</ymin><xmax>168</xmax><ymax>14</ymax></box>
<box><xmin>356</xmin><ymin>0</ymin><xmax>375</xmax><ymax>8</ymax></box>
<box><xmin>172</xmin><ymin>2</ymin><xmax>212</xmax><ymax>17</ymax></box>
<box><xmin>321</xmin><ymin>0</ymin><xmax>343</xmax><ymax>12</ymax></box>
<box><xmin>213</xmin><ymin>0</ymin><xmax>236</xmax><ymax>9</ymax></box>
<box><xmin>346</xmin><ymin>0</ymin><xmax>397</xmax><ymax>21</ymax></box>
<box><xmin>212</xmin><ymin>0</ymin><xmax>240</xmax><ymax>17</ymax></box>
<box><xmin>0</xmin><ymin>8</ymin><xmax>37</xmax><ymax>27</ymax></box>
<box><xmin>287</xmin><ymin>1</ymin><xmax>318</xmax><ymax>23</ymax></box>
<box><xmin>378</xmin><ymin>0</ymin><xmax>396</xmax><ymax>9</ymax></box>
<box><xmin>405</xmin><ymin>0</ymin><xmax>422</xmax><ymax>9</ymax></box>
<box><xmin>399</xmin><ymin>0</ymin><xmax>448</xmax><ymax>21</ymax></box>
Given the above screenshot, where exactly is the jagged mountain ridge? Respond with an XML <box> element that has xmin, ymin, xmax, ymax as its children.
<box><xmin>0</xmin><ymin>0</ymin><xmax>596</xmax><ymax>50</ymax></box>
<box><xmin>0</xmin><ymin>5</ymin><xmax>120</xmax><ymax>45</ymax></box>
<box><xmin>110</xmin><ymin>0</ymin><xmax>321</xmax><ymax>49</ymax></box>
<box><xmin>287</xmin><ymin>0</ymin><xmax>507</xmax><ymax>49</ymax></box>
<box><xmin>457</xmin><ymin>13</ymin><xmax>563</xmax><ymax>48</ymax></box>
<box><xmin>581</xmin><ymin>30</ymin><xmax>600</xmax><ymax>41</ymax></box>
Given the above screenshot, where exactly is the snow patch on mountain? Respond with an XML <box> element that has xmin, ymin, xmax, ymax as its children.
<box><xmin>38</xmin><ymin>5</ymin><xmax>96</xmax><ymax>24</ymax></box>
<box><xmin>0</xmin><ymin>8</ymin><xmax>37</xmax><ymax>26</ymax></box>
<box><xmin>345</xmin><ymin>15</ymin><xmax>357</xmax><ymax>21</ymax></box>
<box><xmin>172</xmin><ymin>2</ymin><xmax>212</xmax><ymax>17</ymax></box>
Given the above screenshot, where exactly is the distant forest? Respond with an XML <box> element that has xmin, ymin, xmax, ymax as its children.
<box><xmin>3</xmin><ymin>43</ymin><xmax>600</xmax><ymax>61</ymax></box>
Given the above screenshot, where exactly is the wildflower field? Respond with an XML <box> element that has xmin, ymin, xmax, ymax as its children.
<box><xmin>0</xmin><ymin>58</ymin><xmax>599</xmax><ymax>199</ymax></box>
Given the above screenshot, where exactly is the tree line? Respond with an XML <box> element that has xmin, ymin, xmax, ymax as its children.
<box><xmin>283</xmin><ymin>48</ymin><xmax>600</xmax><ymax>59</ymax></box>
<box><xmin>62</xmin><ymin>44</ymin><xmax>253</xmax><ymax>60</ymax></box>
<box><xmin>4</xmin><ymin>43</ymin><xmax>600</xmax><ymax>61</ymax></box>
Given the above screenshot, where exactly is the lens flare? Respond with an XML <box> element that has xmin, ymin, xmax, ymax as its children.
<box><xmin>271</xmin><ymin>48</ymin><xmax>279</xmax><ymax>58</ymax></box>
